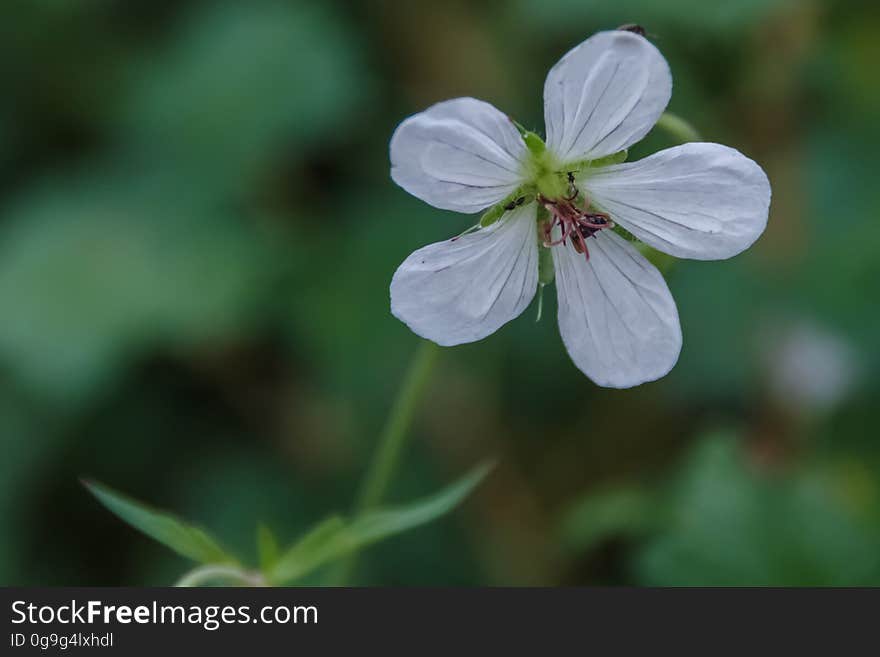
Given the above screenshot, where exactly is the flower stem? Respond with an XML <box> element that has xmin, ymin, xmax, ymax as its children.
<box><xmin>656</xmin><ymin>111</ymin><xmax>701</xmax><ymax>143</ymax></box>
<box><xmin>332</xmin><ymin>339</ymin><xmax>440</xmax><ymax>584</ymax></box>
<box><xmin>355</xmin><ymin>339</ymin><xmax>440</xmax><ymax>512</ymax></box>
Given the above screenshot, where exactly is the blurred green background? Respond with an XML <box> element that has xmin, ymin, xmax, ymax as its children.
<box><xmin>1</xmin><ymin>0</ymin><xmax>878</xmax><ymax>586</ymax></box>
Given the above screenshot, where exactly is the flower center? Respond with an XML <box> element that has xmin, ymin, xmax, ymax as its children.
<box><xmin>539</xmin><ymin>180</ymin><xmax>613</xmax><ymax>261</ymax></box>
<box><xmin>521</xmin><ymin>135</ymin><xmax>568</xmax><ymax>200</ymax></box>
<box><xmin>518</xmin><ymin>131</ymin><xmax>615</xmax><ymax>259</ymax></box>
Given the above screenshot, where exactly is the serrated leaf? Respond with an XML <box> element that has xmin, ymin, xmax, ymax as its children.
<box><xmin>269</xmin><ymin>462</ymin><xmax>493</xmax><ymax>584</ymax></box>
<box><xmin>83</xmin><ymin>480</ymin><xmax>236</xmax><ymax>566</ymax></box>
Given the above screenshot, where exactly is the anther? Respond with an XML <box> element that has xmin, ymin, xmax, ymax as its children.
<box><xmin>618</xmin><ymin>23</ymin><xmax>647</xmax><ymax>36</ymax></box>
<box><xmin>540</xmin><ymin>194</ymin><xmax>612</xmax><ymax>261</ymax></box>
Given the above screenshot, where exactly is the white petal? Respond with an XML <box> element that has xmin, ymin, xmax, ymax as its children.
<box><xmin>544</xmin><ymin>31</ymin><xmax>671</xmax><ymax>164</ymax></box>
<box><xmin>390</xmin><ymin>97</ymin><xmax>527</xmax><ymax>213</ymax></box>
<box><xmin>553</xmin><ymin>230</ymin><xmax>681</xmax><ymax>388</ymax></box>
<box><xmin>584</xmin><ymin>143</ymin><xmax>771</xmax><ymax>260</ymax></box>
<box><xmin>391</xmin><ymin>202</ymin><xmax>539</xmax><ymax>346</ymax></box>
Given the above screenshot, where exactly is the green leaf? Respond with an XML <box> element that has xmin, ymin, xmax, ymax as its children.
<box><xmin>269</xmin><ymin>462</ymin><xmax>493</xmax><ymax>584</ymax></box>
<box><xmin>520</xmin><ymin>0</ymin><xmax>786</xmax><ymax>34</ymax></box>
<box><xmin>121</xmin><ymin>2</ymin><xmax>369</xmax><ymax>186</ymax></box>
<box><xmin>559</xmin><ymin>485</ymin><xmax>660</xmax><ymax>554</ymax></box>
<box><xmin>0</xmin><ymin>168</ymin><xmax>277</xmax><ymax>403</ymax></box>
<box><xmin>256</xmin><ymin>523</ymin><xmax>280</xmax><ymax>572</ymax></box>
<box><xmin>635</xmin><ymin>433</ymin><xmax>880</xmax><ymax>586</ymax></box>
<box><xmin>267</xmin><ymin>516</ymin><xmax>346</xmax><ymax>584</ymax></box>
<box><xmin>83</xmin><ymin>480</ymin><xmax>236</xmax><ymax>566</ymax></box>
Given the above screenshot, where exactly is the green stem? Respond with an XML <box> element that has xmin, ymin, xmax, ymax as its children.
<box><xmin>332</xmin><ymin>339</ymin><xmax>440</xmax><ymax>584</ymax></box>
<box><xmin>175</xmin><ymin>564</ymin><xmax>266</xmax><ymax>587</ymax></box>
<box><xmin>656</xmin><ymin>111</ymin><xmax>701</xmax><ymax>143</ymax></box>
<box><xmin>355</xmin><ymin>339</ymin><xmax>440</xmax><ymax>512</ymax></box>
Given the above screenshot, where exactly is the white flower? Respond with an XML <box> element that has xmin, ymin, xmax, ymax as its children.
<box><xmin>389</xmin><ymin>30</ymin><xmax>771</xmax><ymax>388</ymax></box>
<box><xmin>763</xmin><ymin>320</ymin><xmax>859</xmax><ymax>415</ymax></box>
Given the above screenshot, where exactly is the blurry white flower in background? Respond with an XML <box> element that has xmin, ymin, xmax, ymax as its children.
<box><xmin>763</xmin><ymin>320</ymin><xmax>860</xmax><ymax>416</ymax></box>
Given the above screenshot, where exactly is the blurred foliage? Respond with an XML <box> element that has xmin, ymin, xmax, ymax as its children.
<box><xmin>561</xmin><ymin>433</ymin><xmax>880</xmax><ymax>585</ymax></box>
<box><xmin>0</xmin><ymin>0</ymin><xmax>878</xmax><ymax>586</ymax></box>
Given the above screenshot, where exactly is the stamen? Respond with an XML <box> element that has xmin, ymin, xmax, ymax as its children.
<box><xmin>538</xmin><ymin>191</ymin><xmax>613</xmax><ymax>261</ymax></box>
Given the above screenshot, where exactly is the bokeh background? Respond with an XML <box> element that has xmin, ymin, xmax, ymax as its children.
<box><xmin>1</xmin><ymin>0</ymin><xmax>878</xmax><ymax>586</ymax></box>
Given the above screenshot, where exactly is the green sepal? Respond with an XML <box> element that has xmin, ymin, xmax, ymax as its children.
<box><xmin>509</xmin><ymin>117</ymin><xmax>530</xmax><ymax>139</ymax></box>
<box><xmin>479</xmin><ymin>203</ymin><xmax>506</xmax><ymax>228</ymax></box>
<box><xmin>612</xmin><ymin>221</ymin><xmax>677</xmax><ymax>274</ymax></box>
<box><xmin>538</xmin><ymin>245</ymin><xmax>554</xmax><ymax>286</ymax></box>
<box><xmin>535</xmin><ymin>212</ymin><xmax>555</xmax><ymax>323</ymax></box>
<box><xmin>535</xmin><ymin>205</ymin><xmax>555</xmax><ymax>287</ymax></box>
<box><xmin>507</xmin><ymin>117</ymin><xmax>546</xmax><ymax>157</ymax></box>
<box><xmin>612</xmin><ymin>223</ymin><xmax>638</xmax><ymax>242</ymax></box>
<box><xmin>569</xmin><ymin>149</ymin><xmax>628</xmax><ymax>173</ymax></box>
<box><xmin>523</xmin><ymin>131</ymin><xmax>546</xmax><ymax>157</ymax></box>
<box><xmin>592</xmin><ymin>149</ymin><xmax>628</xmax><ymax>166</ymax></box>
<box><xmin>479</xmin><ymin>187</ymin><xmax>530</xmax><ymax>227</ymax></box>
<box><xmin>535</xmin><ymin>284</ymin><xmax>545</xmax><ymax>322</ymax></box>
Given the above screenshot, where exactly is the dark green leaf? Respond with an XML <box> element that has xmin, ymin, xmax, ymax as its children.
<box><xmin>635</xmin><ymin>434</ymin><xmax>880</xmax><ymax>586</ymax></box>
<box><xmin>83</xmin><ymin>480</ymin><xmax>236</xmax><ymax>566</ymax></box>
<box><xmin>559</xmin><ymin>485</ymin><xmax>660</xmax><ymax>554</ymax></box>
<box><xmin>270</xmin><ymin>462</ymin><xmax>493</xmax><ymax>584</ymax></box>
